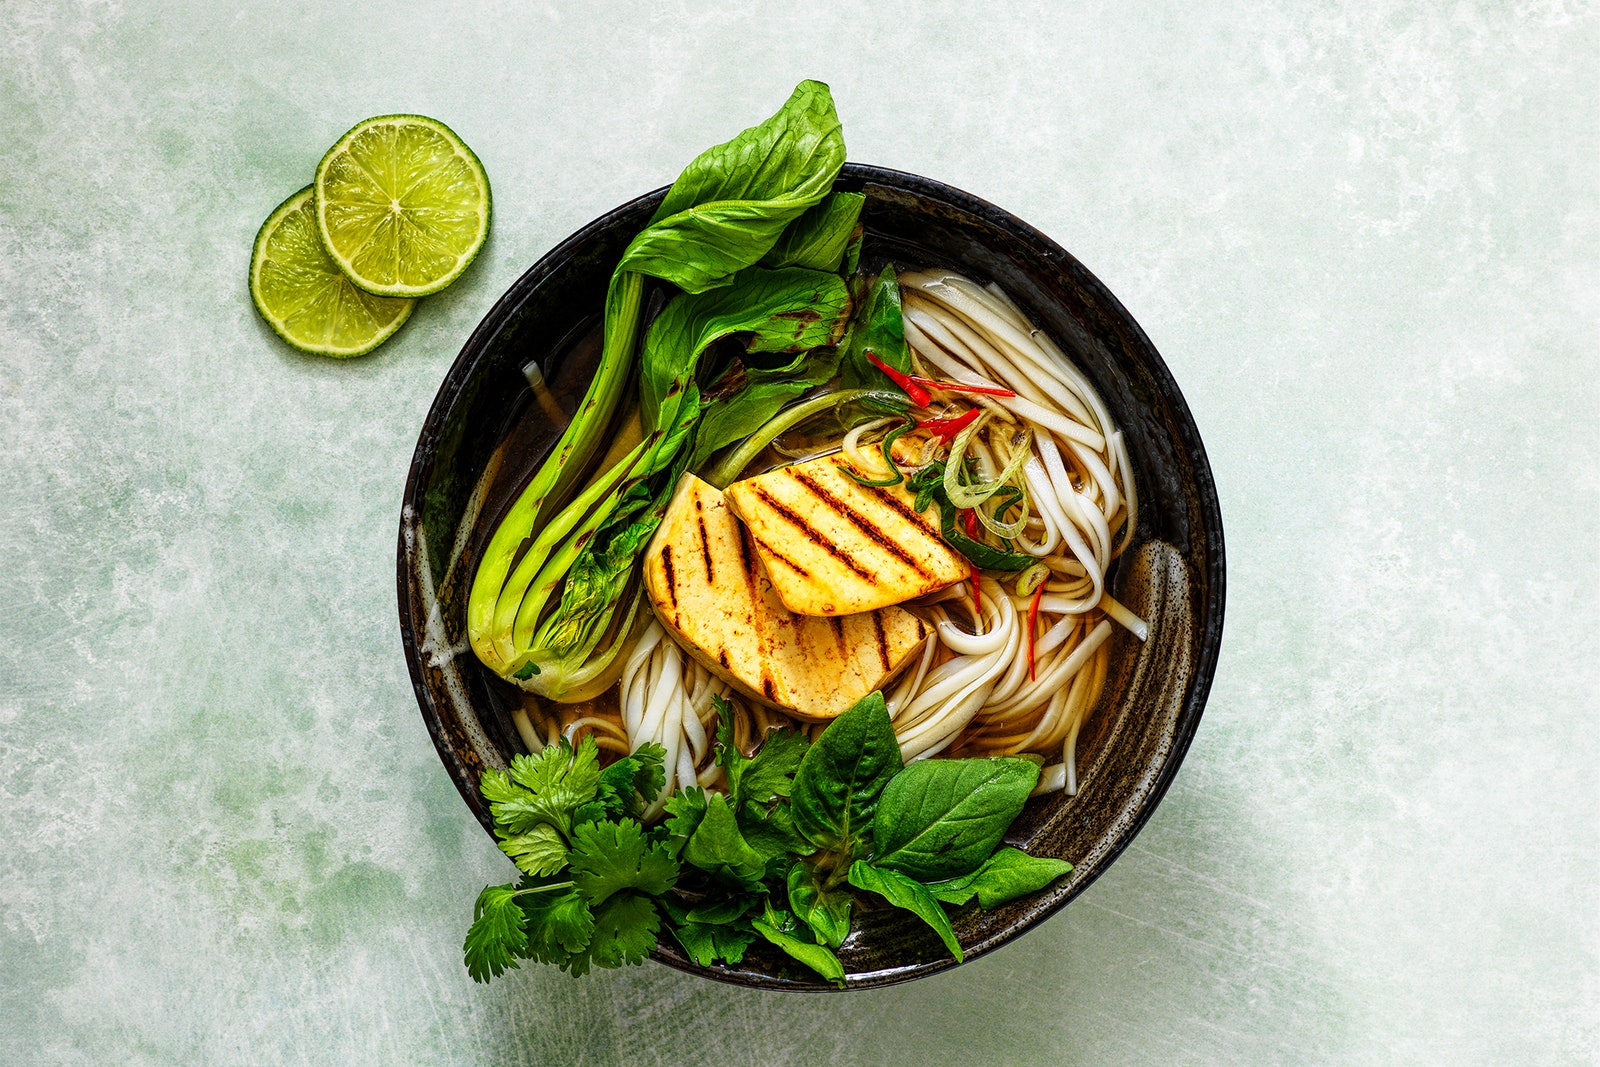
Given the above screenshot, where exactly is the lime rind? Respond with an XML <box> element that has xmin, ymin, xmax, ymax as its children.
<box><xmin>313</xmin><ymin>114</ymin><xmax>492</xmax><ymax>299</ymax></box>
<box><xmin>249</xmin><ymin>186</ymin><xmax>415</xmax><ymax>358</ymax></box>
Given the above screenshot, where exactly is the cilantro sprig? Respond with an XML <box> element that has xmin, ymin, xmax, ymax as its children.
<box><xmin>462</xmin><ymin>693</ymin><xmax>1073</xmax><ymax>987</ymax></box>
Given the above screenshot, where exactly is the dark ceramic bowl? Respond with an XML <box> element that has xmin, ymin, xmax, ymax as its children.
<box><xmin>398</xmin><ymin>164</ymin><xmax>1225</xmax><ymax>990</ymax></box>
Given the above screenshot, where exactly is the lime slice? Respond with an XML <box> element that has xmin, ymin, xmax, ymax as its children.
<box><xmin>314</xmin><ymin>114</ymin><xmax>491</xmax><ymax>298</ymax></box>
<box><xmin>249</xmin><ymin>186</ymin><xmax>415</xmax><ymax>357</ymax></box>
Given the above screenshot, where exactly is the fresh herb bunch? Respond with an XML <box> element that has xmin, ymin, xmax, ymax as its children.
<box><xmin>463</xmin><ymin>692</ymin><xmax>1072</xmax><ymax>986</ymax></box>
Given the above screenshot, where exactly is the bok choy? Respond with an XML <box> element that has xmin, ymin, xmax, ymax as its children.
<box><xmin>467</xmin><ymin>80</ymin><xmax>851</xmax><ymax>697</ymax></box>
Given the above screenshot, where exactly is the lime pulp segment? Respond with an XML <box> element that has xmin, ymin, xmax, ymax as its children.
<box><xmin>249</xmin><ymin>186</ymin><xmax>415</xmax><ymax>357</ymax></box>
<box><xmin>314</xmin><ymin>114</ymin><xmax>492</xmax><ymax>298</ymax></box>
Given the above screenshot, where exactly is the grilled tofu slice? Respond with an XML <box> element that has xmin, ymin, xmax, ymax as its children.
<box><xmin>722</xmin><ymin>453</ymin><xmax>968</xmax><ymax>616</ymax></box>
<box><xmin>642</xmin><ymin>474</ymin><xmax>930</xmax><ymax>720</ymax></box>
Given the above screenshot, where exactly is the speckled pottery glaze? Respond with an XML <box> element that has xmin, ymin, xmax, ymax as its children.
<box><xmin>398</xmin><ymin>164</ymin><xmax>1225</xmax><ymax>991</ymax></box>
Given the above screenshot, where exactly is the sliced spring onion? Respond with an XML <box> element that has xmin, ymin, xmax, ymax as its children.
<box><xmin>975</xmin><ymin>484</ymin><xmax>1028</xmax><ymax>539</ymax></box>
<box><xmin>943</xmin><ymin>418</ymin><xmax>1032</xmax><ymax>510</ymax></box>
<box><xmin>1015</xmin><ymin>562</ymin><xmax>1051</xmax><ymax>597</ymax></box>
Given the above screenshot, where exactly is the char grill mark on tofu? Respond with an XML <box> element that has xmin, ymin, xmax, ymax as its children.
<box><xmin>749</xmin><ymin>532</ymin><xmax>811</xmax><ymax>578</ymax></box>
<box><xmin>871</xmin><ymin>612</ymin><xmax>890</xmax><ymax>671</ymax></box>
<box><xmin>748</xmin><ymin>486</ymin><xmax>877</xmax><ymax>582</ymax></box>
<box><xmin>694</xmin><ymin>495</ymin><xmax>715</xmax><ymax>583</ymax></box>
<box><xmin>859</xmin><ymin>479</ymin><xmax>944</xmax><ymax>540</ymax></box>
<box><xmin>789</xmin><ymin>468</ymin><xmax>932</xmax><ymax>580</ymax></box>
<box><xmin>660</xmin><ymin>544</ymin><xmax>678</xmax><ymax>608</ymax></box>
<box><xmin>734</xmin><ymin>522</ymin><xmax>763</xmax><ymax>598</ymax></box>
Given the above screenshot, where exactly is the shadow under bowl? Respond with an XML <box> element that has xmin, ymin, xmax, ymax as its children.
<box><xmin>398</xmin><ymin>163</ymin><xmax>1225</xmax><ymax>990</ymax></box>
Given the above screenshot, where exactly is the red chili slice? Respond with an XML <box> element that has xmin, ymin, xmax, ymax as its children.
<box><xmin>1026</xmin><ymin>581</ymin><xmax>1045</xmax><ymax>680</ymax></box>
<box><xmin>909</xmin><ymin>374</ymin><xmax>1016</xmax><ymax>398</ymax></box>
<box><xmin>865</xmin><ymin>350</ymin><xmax>932</xmax><ymax>407</ymax></box>
<box><xmin>916</xmin><ymin>408</ymin><xmax>980</xmax><ymax>444</ymax></box>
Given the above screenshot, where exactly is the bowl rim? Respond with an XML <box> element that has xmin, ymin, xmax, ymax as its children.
<box><xmin>398</xmin><ymin>162</ymin><xmax>1225</xmax><ymax>990</ymax></box>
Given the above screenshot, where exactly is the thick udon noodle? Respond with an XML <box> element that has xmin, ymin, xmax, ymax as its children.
<box><xmin>508</xmin><ymin>268</ymin><xmax>1144</xmax><ymax>803</ymax></box>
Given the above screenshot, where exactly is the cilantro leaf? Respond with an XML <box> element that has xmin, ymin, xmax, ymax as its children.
<box><xmin>590</xmin><ymin>756</ymin><xmax>644</xmax><ymax>821</ymax></box>
<box><xmin>663</xmin><ymin>786</ymin><xmax>710</xmax><ymax>851</ymax></box>
<box><xmin>738</xmin><ymin>728</ymin><xmax>809</xmax><ymax>806</ymax></box>
<box><xmin>463</xmin><ymin>883</ymin><xmax>528</xmax><ymax>983</ymax></box>
<box><xmin>521</xmin><ymin>885</ymin><xmax>595</xmax><ymax>966</ymax></box>
<box><xmin>715</xmin><ymin>705</ymin><xmax>808</xmax><ymax>809</ymax></box>
<box><xmin>582</xmin><ymin>893</ymin><xmax>660</xmax><ymax>969</ymax></box>
<box><xmin>671</xmin><ymin>918</ymin><xmax>758</xmax><ymax>967</ymax></box>
<box><xmin>568</xmin><ymin>820</ymin><xmax>679</xmax><ymax>905</ymax></box>
<box><xmin>570</xmin><ymin>800</ymin><xmax>608</xmax><ymax>827</ymax></box>
<box><xmin>497</xmin><ymin>822</ymin><xmax>568</xmax><ymax>877</ymax></box>
<box><xmin>479</xmin><ymin>768</ymin><xmax>526</xmax><ymax>808</ymax></box>
<box><xmin>713</xmin><ymin>706</ymin><xmax>752</xmax><ymax>797</ymax></box>
<box><xmin>481</xmin><ymin>737</ymin><xmax>605</xmax><ymax>839</ymax></box>
<box><xmin>592</xmin><ymin>743</ymin><xmax>668</xmax><ymax>821</ymax></box>
<box><xmin>493</xmin><ymin>737</ymin><xmax>604</xmax><ymax>834</ymax></box>
<box><xmin>630</xmin><ymin>742</ymin><xmax>668</xmax><ymax>804</ymax></box>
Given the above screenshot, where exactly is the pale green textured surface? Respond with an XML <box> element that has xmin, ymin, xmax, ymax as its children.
<box><xmin>2</xmin><ymin>1</ymin><xmax>1596</xmax><ymax>1063</ymax></box>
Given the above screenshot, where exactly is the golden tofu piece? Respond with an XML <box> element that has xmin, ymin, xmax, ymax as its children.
<box><xmin>641</xmin><ymin>474</ymin><xmax>930</xmax><ymax>720</ymax></box>
<box><xmin>721</xmin><ymin>453</ymin><xmax>968</xmax><ymax>616</ymax></box>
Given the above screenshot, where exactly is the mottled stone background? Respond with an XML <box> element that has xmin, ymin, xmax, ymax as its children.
<box><xmin>2</xmin><ymin>2</ymin><xmax>1595</xmax><ymax>1063</ymax></box>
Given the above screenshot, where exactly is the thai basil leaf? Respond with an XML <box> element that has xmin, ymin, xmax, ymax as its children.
<box><xmin>926</xmin><ymin>847</ymin><xmax>1073</xmax><ymax>909</ymax></box>
<box><xmin>871</xmin><ymin>757</ymin><xmax>1040</xmax><ymax>882</ymax></box>
<box><xmin>786</xmin><ymin>860</ymin><xmax>853</xmax><ymax>949</ymax></box>
<box><xmin>847</xmin><ymin>861</ymin><xmax>962</xmax><ymax>961</ymax></box>
<box><xmin>623</xmin><ymin>80</ymin><xmax>846</xmax><ymax>295</ymax></box>
<box><xmin>763</xmin><ymin>191</ymin><xmax>866</xmax><ymax>272</ymax></box>
<box><xmin>841</xmin><ymin>264</ymin><xmax>910</xmax><ymax>388</ymax></box>
<box><xmin>752</xmin><ymin>904</ymin><xmax>846</xmax><ymax>987</ymax></box>
<box><xmin>790</xmin><ymin>692</ymin><xmax>903</xmax><ymax>854</ymax></box>
<box><xmin>682</xmin><ymin>895</ymin><xmax>757</xmax><ymax>925</ymax></box>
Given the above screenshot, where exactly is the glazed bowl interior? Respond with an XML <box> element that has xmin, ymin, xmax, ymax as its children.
<box><xmin>398</xmin><ymin>163</ymin><xmax>1225</xmax><ymax>990</ymax></box>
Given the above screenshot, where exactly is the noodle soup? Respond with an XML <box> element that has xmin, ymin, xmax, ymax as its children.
<box><xmin>400</xmin><ymin>164</ymin><xmax>1224</xmax><ymax>989</ymax></box>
